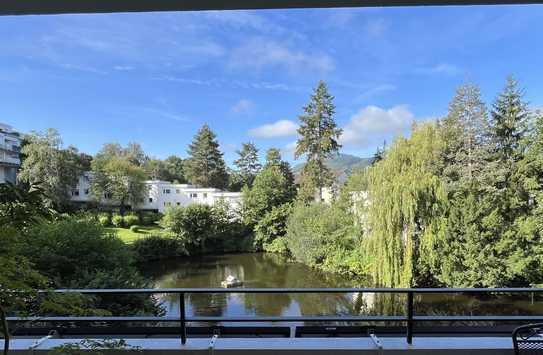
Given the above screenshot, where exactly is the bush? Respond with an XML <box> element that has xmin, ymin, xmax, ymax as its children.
<box><xmin>111</xmin><ymin>214</ymin><xmax>124</xmax><ymax>227</ymax></box>
<box><xmin>131</xmin><ymin>235</ymin><xmax>187</xmax><ymax>263</ymax></box>
<box><xmin>286</xmin><ymin>202</ymin><xmax>358</xmax><ymax>268</ymax></box>
<box><xmin>254</xmin><ymin>203</ymin><xmax>292</xmax><ymax>251</ymax></box>
<box><xmin>123</xmin><ymin>214</ymin><xmax>139</xmax><ymax>227</ymax></box>
<box><xmin>130</xmin><ymin>225</ymin><xmax>139</xmax><ymax>233</ymax></box>
<box><xmin>98</xmin><ymin>213</ymin><xmax>110</xmax><ymax>227</ymax></box>
<box><xmin>139</xmin><ymin>211</ymin><xmax>161</xmax><ymax>226</ymax></box>
<box><xmin>264</xmin><ymin>236</ymin><xmax>290</xmax><ymax>255</ymax></box>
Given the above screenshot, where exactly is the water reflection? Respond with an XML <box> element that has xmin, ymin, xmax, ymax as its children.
<box><xmin>142</xmin><ymin>253</ymin><xmax>543</xmax><ymax>326</ymax></box>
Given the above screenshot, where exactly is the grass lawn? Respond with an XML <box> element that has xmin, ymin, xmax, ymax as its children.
<box><xmin>106</xmin><ymin>225</ymin><xmax>164</xmax><ymax>243</ymax></box>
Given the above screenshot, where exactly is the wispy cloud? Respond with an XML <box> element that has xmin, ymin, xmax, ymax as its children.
<box><xmin>355</xmin><ymin>84</ymin><xmax>397</xmax><ymax>102</ymax></box>
<box><xmin>142</xmin><ymin>108</ymin><xmax>190</xmax><ymax>122</ymax></box>
<box><xmin>416</xmin><ymin>63</ymin><xmax>462</xmax><ymax>76</ymax></box>
<box><xmin>231</xmin><ymin>99</ymin><xmax>254</xmax><ymax>115</ymax></box>
<box><xmin>248</xmin><ymin>120</ymin><xmax>299</xmax><ymax>138</ymax></box>
<box><xmin>155</xmin><ymin>76</ymin><xmax>301</xmax><ymax>92</ymax></box>
<box><xmin>229</xmin><ymin>38</ymin><xmax>335</xmax><ymax>75</ymax></box>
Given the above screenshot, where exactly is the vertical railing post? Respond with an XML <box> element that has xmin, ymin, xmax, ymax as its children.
<box><xmin>406</xmin><ymin>291</ymin><xmax>414</xmax><ymax>345</ymax></box>
<box><xmin>180</xmin><ymin>292</ymin><xmax>187</xmax><ymax>345</ymax></box>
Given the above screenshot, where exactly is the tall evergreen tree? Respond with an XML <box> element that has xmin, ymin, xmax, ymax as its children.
<box><xmin>184</xmin><ymin>124</ymin><xmax>228</xmax><ymax>189</ymax></box>
<box><xmin>440</xmin><ymin>84</ymin><xmax>490</xmax><ymax>190</ymax></box>
<box><xmin>295</xmin><ymin>80</ymin><xmax>342</xmax><ymax>201</ymax></box>
<box><xmin>234</xmin><ymin>142</ymin><xmax>261</xmax><ymax>188</ymax></box>
<box><xmin>264</xmin><ymin>147</ymin><xmax>296</xmax><ymax>190</ymax></box>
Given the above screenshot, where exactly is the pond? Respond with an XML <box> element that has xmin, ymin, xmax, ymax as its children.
<box><xmin>143</xmin><ymin>253</ymin><xmax>543</xmax><ymax>326</ymax></box>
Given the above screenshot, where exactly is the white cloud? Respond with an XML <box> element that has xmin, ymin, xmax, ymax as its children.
<box><xmin>231</xmin><ymin>99</ymin><xmax>254</xmax><ymax>115</ymax></box>
<box><xmin>340</xmin><ymin>105</ymin><xmax>414</xmax><ymax>147</ymax></box>
<box><xmin>229</xmin><ymin>38</ymin><xmax>335</xmax><ymax>74</ymax></box>
<box><xmin>113</xmin><ymin>65</ymin><xmax>134</xmax><ymax>71</ymax></box>
<box><xmin>248</xmin><ymin>120</ymin><xmax>299</xmax><ymax>138</ymax></box>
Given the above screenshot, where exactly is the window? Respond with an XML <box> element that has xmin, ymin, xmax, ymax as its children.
<box><xmin>71</xmin><ymin>189</ymin><xmax>79</xmax><ymax>196</ymax></box>
<box><xmin>84</xmin><ymin>189</ymin><xmax>89</xmax><ymax>195</ymax></box>
<box><xmin>190</xmin><ymin>193</ymin><xmax>198</xmax><ymax>198</ymax></box>
<box><xmin>163</xmin><ymin>189</ymin><xmax>171</xmax><ymax>194</ymax></box>
<box><xmin>176</xmin><ymin>189</ymin><xmax>180</xmax><ymax>193</ymax></box>
<box><xmin>149</xmin><ymin>198</ymin><xmax>153</xmax><ymax>203</ymax></box>
<box><xmin>176</xmin><ymin>202</ymin><xmax>180</xmax><ymax>206</ymax></box>
<box><xmin>203</xmin><ymin>193</ymin><xmax>208</xmax><ymax>198</ymax></box>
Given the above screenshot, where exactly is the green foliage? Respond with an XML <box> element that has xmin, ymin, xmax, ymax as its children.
<box><xmin>164</xmin><ymin>155</ymin><xmax>186</xmax><ymax>183</ymax></box>
<box><xmin>91</xmin><ymin>143</ymin><xmax>148</xmax><ymax>214</ymax></box>
<box><xmin>242</xmin><ymin>164</ymin><xmax>296</xmax><ymax>227</ymax></box>
<box><xmin>131</xmin><ymin>235</ymin><xmax>188</xmax><ymax>263</ymax></box>
<box><xmin>18</xmin><ymin>215</ymin><xmax>161</xmax><ymax>315</ymax></box>
<box><xmin>111</xmin><ymin>214</ymin><xmax>124</xmax><ymax>227</ymax></box>
<box><xmin>263</xmin><ymin>236</ymin><xmax>290</xmax><ymax>255</ymax></box>
<box><xmin>50</xmin><ymin>338</ymin><xmax>141</xmax><ymax>355</ymax></box>
<box><xmin>129</xmin><ymin>225</ymin><xmax>139</xmax><ymax>232</ymax></box>
<box><xmin>362</xmin><ymin>122</ymin><xmax>447</xmax><ymax>287</ymax></box>
<box><xmin>295</xmin><ymin>81</ymin><xmax>342</xmax><ymax>201</ymax></box>
<box><xmin>123</xmin><ymin>214</ymin><xmax>139</xmax><ymax>227</ymax></box>
<box><xmin>254</xmin><ymin>203</ymin><xmax>292</xmax><ymax>251</ymax></box>
<box><xmin>97</xmin><ymin>213</ymin><xmax>110</xmax><ymax>226</ymax></box>
<box><xmin>286</xmin><ymin>202</ymin><xmax>359</xmax><ymax>269</ymax></box>
<box><xmin>184</xmin><ymin>124</ymin><xmax>228</xmax><ymax>189</ymax></box>
<box><xmin>233</xmin><ymin>142</ymin><xmax>261</xmax><ymax>188</ymax></box>
<box><xmin>18</xmin><ymin>129</ymin><xmax>85</xmax><ymax>210</ymax></box>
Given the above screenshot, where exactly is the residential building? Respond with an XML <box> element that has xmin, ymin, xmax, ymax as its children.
<box><xmin>71</xmin><ymin>173</ymin><xmax>242</xmax><ymax>213</ymax></box>
<box><xmin>0</xmin><ymin>123</ymin><xmax>21</xmax><ymax>184</ymax></box>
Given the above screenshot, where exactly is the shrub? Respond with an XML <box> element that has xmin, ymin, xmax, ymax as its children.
<box><xmin>254</xmin><ymin>203</ymin><xmax>292</xmax><ymax>251</ymax></box>
<box><xmin>160</xmin><ymin>205</ymin><xmax>216</xmax><ymax>249</ymax></box>
<box><xmin>98</xmin><ymin>213</ymin><xmax>110</xmax><ymax>227</ymax></box>
<box><xmin>19</xmin><ymin>216</ymin><xmax>163</xmax><ymax>315</ymax></box>
<box><xmin>139</xmin><ymin>211</ymin><xmax>161</xmax><ymax>226</ymax></box>
<box><xmin>123</xmin><ymin>214</ymin><xmax>139</xmax><ymax>227</ymax></box>
<box><xmin>264</xmin><ymin>236</ymin><xmax>290</xmax><ymax>255</ymax></box>
<box><xmin>131</xmin><ymin>235</ymin><xmax>187</xmax><ymax>263</ymax></box>
<box><xmin>111</xmin><ymin>214</ymin><xmax>124</xmax><ymax>227</ymax></box>
<box><xmin>286</xmin><ymin>202</ymin><xmax>358</xmax><ymax>268</ymax></box>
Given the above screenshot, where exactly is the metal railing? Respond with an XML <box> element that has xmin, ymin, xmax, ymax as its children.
<box><xmin>7</xmin><ymin>288</ymin><xmax>543</xmax><ymax>345</ymax></box>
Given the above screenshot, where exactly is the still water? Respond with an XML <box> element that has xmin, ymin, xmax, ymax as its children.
<box><xmin>143</xmin><ymin>253</ymin><xmax>543</xmax><ymax>326</ymax></box>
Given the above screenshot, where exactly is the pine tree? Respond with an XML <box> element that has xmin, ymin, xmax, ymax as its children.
<box><xmin>234</xmin><ymin>142</ymin><xmax>261</xmax><ymax>188</ymax></box>
<box><xmin>490</xmin><ymin>76</ymin><xmax>529</xmax><ymax>163</ymax></box>
<box><xmin>440</xmin><ymin>83</ymin><xmax>490</xmax><ymax>190</ymax></box>
<box><xmin>264</xmin><ymin>148</ymin><xmax>296</xmax><ymax>189</ymax></box>
<box><xmin>184</xmin><ymin>124</ymin><xmax>228</xmax><ymax>189</ymax></box>
<box><xmin>295</xmin><ymin>80</ymin><xmax>342</xmax><ymax>201</ymax></box>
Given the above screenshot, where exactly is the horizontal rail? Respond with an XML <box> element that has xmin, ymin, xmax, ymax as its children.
<box><xmin>8</xmin><ymin>288</ymin><xmax>543</xmax><ymax>346</ymax></box>
<box><xmin>48</xmin><ymin>287</ymin><xmax>543</xmax><ymax>294</ymax></box>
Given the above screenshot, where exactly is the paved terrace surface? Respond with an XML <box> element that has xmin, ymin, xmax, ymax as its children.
<box><xmin>4</xmin><ymin>336</ymin><xmax>516</xmax><ymax>354</ymax></box>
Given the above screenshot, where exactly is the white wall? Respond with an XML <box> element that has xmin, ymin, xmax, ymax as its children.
<box><xmin>70</xmin><ymin>175</ymin><xmax>242</xmax><ymax>213</ymax></box>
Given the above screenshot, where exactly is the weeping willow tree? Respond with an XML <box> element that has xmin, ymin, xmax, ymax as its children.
<box><xmin>363</xmin><ymin>122</ymin><xmax>447</xmax><ymax>287</ymax></box>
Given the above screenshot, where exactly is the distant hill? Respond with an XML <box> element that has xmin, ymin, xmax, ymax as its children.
<box><xmin>293</xmin><ymin>153</ymin><xmax>373</xmax><ymax>184</ymax></box>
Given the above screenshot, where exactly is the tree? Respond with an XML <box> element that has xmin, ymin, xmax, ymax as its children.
<box><xmin>143</xmin><ymin>159</ymin><xmax>169</xmax><ymax>180</ymax></box>
<box><xmin>439</xmin><ymin>84</ymin><xmax>490</xmax><ymax>191</ymax></box>
<box><xmin>242</xmin><ymin>163</ymin><xmax>296</xmax><ymax>227</ymax></box>
<box><xmin>295</xmin><ymin>81</ymin><xmax>342</xmax><ymax>201</ymax></box>
<box><xmin>184</xmin><ymin>124</ymin><xmax>228</xmax><ymax>189</ymax></box>
<box><xmin>234</xmin><ymin>142</ymin><xmax>261</xmax><ymax>188</ymax></box>
<box><xmin>91</xmin><ymin>145</ymin><xmax>148</xmax><ymax>215</ymax></box>
<box><xmin>164</xmin><ymin>155</ymin><xmax>186</xmax><ymax>183</ymax></box>
<box><xmin>264</xmin><ymin>148</ymin><xmax>296</xmax><ymax>190</ymax></box>
<box><xmin>18</xmin><ymin>129</ymin><xmax>84</xmax><ymax>210</ymax></box>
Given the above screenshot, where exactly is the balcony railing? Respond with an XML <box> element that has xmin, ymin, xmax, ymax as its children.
<box><xmin>7</xmin><ymin>288</ymin><xmax>543</xmax><ymax>345</ymax></box>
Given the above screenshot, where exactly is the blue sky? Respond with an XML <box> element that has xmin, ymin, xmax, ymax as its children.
<box><xmin>1</xmin><ymin>5</ymin><xmax>542</xmax><ymax>165</ymax></box>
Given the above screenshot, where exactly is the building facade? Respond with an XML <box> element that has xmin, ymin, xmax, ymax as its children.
<box><xmin>0</xmin><ymin>123</ymin><xmax>21</xmax><ymax>184</ymax></box>
<box><xmin>71</xmin><ymin>173</ymin><xmax>242</xmax><ymax>213</ymax></box>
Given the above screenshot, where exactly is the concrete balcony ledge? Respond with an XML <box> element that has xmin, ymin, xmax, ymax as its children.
<box><xmin>3</xmin><ymin>337</ymin><xmax>514</xmax><ymax>354</ymax></box>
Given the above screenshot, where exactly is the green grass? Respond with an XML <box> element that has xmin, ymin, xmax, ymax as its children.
<box><xmin>106</xmin><ymin>225</ymin><xmax>164</xmax><ymax>243</ymax></box>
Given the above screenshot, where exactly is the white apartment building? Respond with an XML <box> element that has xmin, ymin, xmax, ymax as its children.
<box><xmin>0</xmin><ymin>123</ymin><xmax>21</xmax><ymax>184</ymax></box>
<box><xmin>71</xmin><ymin>173</ymin><xmax>242</xmax><ymax>213</ymax></box>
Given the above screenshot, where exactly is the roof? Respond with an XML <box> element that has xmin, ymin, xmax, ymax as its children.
<box><xmin>2</xmin><ymin>0</ymin><xmax>541</xmax><ymax>16</ymax></box>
